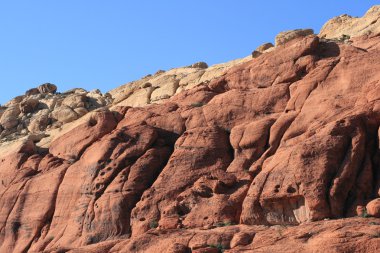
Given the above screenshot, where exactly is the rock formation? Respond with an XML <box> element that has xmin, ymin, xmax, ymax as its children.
<box><xmin>1</xmin><ymin>6</ymin><xmax>380</xmax><ymax>253</ymax></box>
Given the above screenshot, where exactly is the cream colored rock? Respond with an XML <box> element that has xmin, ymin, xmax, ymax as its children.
<box><xmin>320</xmin><ymin>5</ymin><xmax>380</xmax><ymax>39</ymax></box>
<box><xmin>179</xmin><ymin>70</ymin><xmax>205</xmax><ymax>89</ymax></box>
<box><xmin>39</xmin><ymin>97</ymin><xmax>57</xmax><ymax>110</ymax></box>
<box><xmin>87</xmin><ymin>91</ymin><xmax>107</xmax><ymax>107</ymax></box>
<box><xmin>52</xmin><ymin>105</ymin><xmax>78</xmax><ymax>123</ymax></box>
<box><xmin>275</xmin><ymin>29</ymin><xmax>314</xmax><ymax>46</ymax></box>
<box><xmin>117</xmin><ymin>87</ymin><xmax>154</xmax><ymax>107</ymax></box>
<box><xmin>73</xmin><ymin>107</ymin><xmax>88</xmax><ymax>117</ymax></box>
<box><xmin>109</xmin><ymin>56</ymin><xmax>251</xmax><ymax>106</ymax></box>
<box><xmin>62</xmin><ymin>93</ymin><xmax>86</xmax><ymax>109</ymax></box>
<box><xmin>28</xmin><ymin>109</ymin><xmax>50</xmax><ymax>133</ymax></box>
<box><xmin>150</xmin><ymin>77</ymin><xmax>179</xmax><ymax>102</ymax></box>
<box><xmin>198</xmin><ymin>56</ymin><xmax>251</xmax><ymax>84</ymax></box>
<box><xmin>0</xmin><ymin>106</ymin><xmax>20</xmax><ymax>129</ymax></box>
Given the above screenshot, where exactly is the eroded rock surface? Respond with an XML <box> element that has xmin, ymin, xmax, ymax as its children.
<box><xmin>320</xmin><ymin>5</ymin><xmax>380</xmax><ymax>39</ymax></box>
<box><xmin>1</xmin><ymin>6</ymin><xmax>380</xmax><ymax>253</ymax></box>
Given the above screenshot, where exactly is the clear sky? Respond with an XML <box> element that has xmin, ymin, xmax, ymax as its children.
<box><xmin>0</xmin><ymin>1</ymin><xmax>376</xmax><ymax>104</ymax></box>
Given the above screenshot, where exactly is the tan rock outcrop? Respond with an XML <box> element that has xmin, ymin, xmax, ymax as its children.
<box><xmin>38</xmin><ymin>83</ymin><xmax>57</xmax><ymax>94</ymax></box>
<box><xmin>320</xmin><ymin>5</ymin><xmax>380</xmax><ymax>39</ymax></box>
<box><xmin>0</xmin><ymin>105</ymin><xmax>20</xmax><ymax>129</ymax></box>
<box><xmin>19</xmin><ymin>98</ymin><xmax>39</xmax><ymax>113</ymax></box>
<box><xmin>275</xmin><ymin>29</ymin><xmax>314</xmax><ymax>46</ymax></box>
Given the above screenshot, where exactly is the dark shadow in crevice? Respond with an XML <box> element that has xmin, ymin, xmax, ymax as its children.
<box><xmin>317</xmin><ymin>41</ymin><xmax>341</xmax><ymax>58</ymax></box>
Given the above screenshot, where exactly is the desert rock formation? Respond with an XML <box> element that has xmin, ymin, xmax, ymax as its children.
<box><xmin>1</xmin><ymin>6</ymin><xmax>380</xmax><ymax>253</ymax></box>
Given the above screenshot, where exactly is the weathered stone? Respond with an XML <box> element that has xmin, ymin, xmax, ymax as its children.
<box><xmin>19</xmin><ymin>98</ymin><xmax>39</xmax><ymax>113</ymax></box>
<box><xmin>38</xmin><ymin>83</ymin><xmax>57</xmax><ymax>94</ymax></box>
<box><xmin>256</xmin><ymin>42</ymin><xmax>274</xmax><ymax>52</ymax></box>
<box><xmin>251</xmin><ymin>50</ymin><xmax>262</xmax><ymax>58</ymax></box>
<box><xmin>28</xmin><ymin>110</ymin><xmax>50</xmax><ymax>133</ymax></box>
<box><xmin>51</xmin><ymin>105</ymin><xmax>78</xmax><ymax>123</ymax></box>
<box><xmin>1</xmin><ymin>7</ymin><xmax>380</xmax><ymax>253</ymax></box>
<box><xmin>366</xmin><ymin>198</ymin><xmax>380</xmax><ymax>217</ymax></box>
<box><xmin>320</xmin><ymin>5</ymin><xmax>380</xmax><ymax>39</ymax></box>
<box><xmin>0</xmin><ymin>106</ymin><xmax>20</xmax><ymax>129</ymax></box>
<box><xmin>191</xmin><ymin>62</ymin><xmax>208</xmax><ymax>69</ymax></box>
<box><xmin>275</xmin><ymin>28</ymin><xmax>314</xmax><ymax>46</ymax></box>
<box><xmin>62</xmin><ymin>93</ymin><xmax>86</xmax><ymax>109</ymax></box>
<box><xmin>25</xmin><ymin>88</ymin><xmax>40</xmax><ymax>96</ymax></box>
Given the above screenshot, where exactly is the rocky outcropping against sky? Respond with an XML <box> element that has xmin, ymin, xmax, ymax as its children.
<box><xmin>1</xmin><ymin>6</ymin><xmax>380</xmax><ymax>253</ymax></box>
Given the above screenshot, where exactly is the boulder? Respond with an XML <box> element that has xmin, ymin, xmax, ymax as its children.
<box><xmin>19</xmin><ymin>98</ymin><xmax>39</xmax><ymax>113</ymax></box>
<box><xmin>73</xmin><ymin>107</ymin><xmax>88</xmax><ymax>117</ymax></box>
<box><xmin>38</xmin><ymin>83</ymin><xmax>57</xmax><ymax>94</ymax></box>
<box><xmin>62</xmin><ymin>93</ymin><xmax>86</xmax><ymax>109</ymax></box>
<box><xmin>275</xmin><ymin>29</ymin><xmax>314</xmax><ymax>46</ymax></box>
<box><xmin>366</xmin><ymin>198</ymin><xmax>380</xmax><ymax>217</ymax></box>
<box><xmin>191</xmin><ymin>62</ymin><xmax>208</xmax><ymax>69</ymax></box>
<box><xmin>0</xmin><ymin>106</ymin><xmax>20</xmax><ymax>129</ymax></box>
<box><xmin>25</xmin><ymin>88</ymin><xmax>40</xmax><ymax>96</ymax></box>
<box><xmin>38</xmin><ymin>97</ymin><xmax>57</xmax><ymax>110</ymax></box>
<box><xmin>27</xmin><ymin>110</ymin><xmax>50</xmax><ymax>133</ymax></box>
<box><xmin>230</xmin><ymin>232</ymin><xmax>253</xmax><ymax>248</ymax></box>
<box><xmin>256</xmin><ymin>42</ymin><xmax>274</xmax><ymax>52</ymax></box>
<box><xmin>51</xmin><ymin>105</ymin><xmax>78</xmax><ymax>123</ymax></box>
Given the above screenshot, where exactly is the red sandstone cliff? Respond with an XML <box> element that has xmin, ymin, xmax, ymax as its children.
<box><xmin>1</xmin><ymin>6</ymin><xmax>380</xmax><ymax>253</ymax></box>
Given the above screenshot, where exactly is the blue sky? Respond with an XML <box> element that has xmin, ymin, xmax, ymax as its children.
<box><xmin>0</xmin><ymin>1</ymin><xmax>376</xmax><ymax>104</ymax></box>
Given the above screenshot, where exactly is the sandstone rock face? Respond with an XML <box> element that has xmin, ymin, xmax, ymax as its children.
<box><xmin>1</xmin><ymin>6</ymin><xmax>380</xmax><ymax>253</ymax></box>
<box><xmin>320</xmin><ymin>5</ymin><xmax>380</xmax><ymax>39</ymax></box>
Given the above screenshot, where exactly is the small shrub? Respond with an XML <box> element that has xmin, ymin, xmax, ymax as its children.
<box><xmin>339</xmin><ymin>34</ymin><xmax>350</xmax><ymax>42</ymax></box>
<box><xmin>11</xmin><ymin>221</ymin><xmax>21</xmax><ymax>234</ymax></box>
<box><xmin>191</xmin><ymin>102</ymin><xmax>205</xmax><ymax>108</ymax></box>
<box><xmin>149</xmin><ymin>220</ymin><xmax>158</xmax><ymax>229</ymax></box>
<box><xmin>215</xmin><ymin>221</ymin><xmax>235</xmax><ymax>227</ymax></box>
<box><xmin>361</xmin><ymin>209</ymin><xmax>370</xmax><ymax>218</ymax></box>
<box><xmin>209</xmin><ymin>243</ymin><xmax>226</xmax><ymax>253</ymax></box>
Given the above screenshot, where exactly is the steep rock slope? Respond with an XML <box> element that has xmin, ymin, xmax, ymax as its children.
<box><xmin>1</xmin><ymin>6</ymin><xmax>380</xmax><ymax>253</ymax></box>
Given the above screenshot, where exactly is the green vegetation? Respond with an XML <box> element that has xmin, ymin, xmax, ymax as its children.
<box><xmin>209</xmin><ymin>243</ymin><xmax>226</xmax><ymax>253</ymax></box>
<box><xmin>149</xmin><ymin>220</ymin><xmax>159</xmax><ymax>229</ymax></box>
<box><xmin>191</xmin><ymin>102</ymin><xmax>205</xmax><ymax>107</ymax></box>
<box><xmin>215</xmin><ymin>221</ymin><xmax>235</xmax><ymax>227</ymax></box>
<box><xmin>361</xmin><ymin>209</ymin><xmax>370</xmax><ymax>218</ymax></box>
<box><xmin>339</xmin><ymin>34</ymin><xmax>350</xmax><ymax>42</ymax></box>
